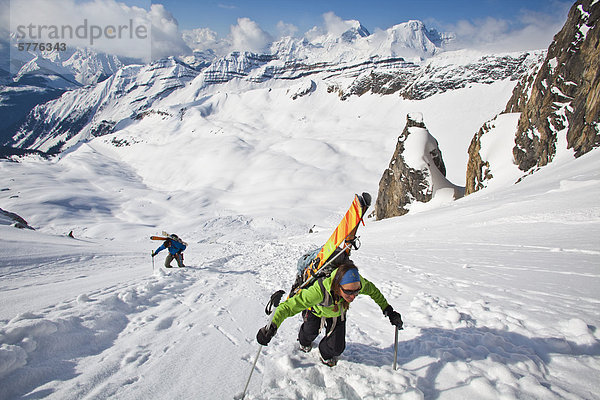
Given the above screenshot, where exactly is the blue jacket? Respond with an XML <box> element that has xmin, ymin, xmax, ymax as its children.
<box><xmin>155</xmin><ymin>239</ymin><xmax>186</xmax><ymax>255</ymax></box>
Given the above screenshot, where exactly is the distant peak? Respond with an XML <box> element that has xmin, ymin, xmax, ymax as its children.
<box><xmin>319</xmin><ymin>12</ymin><xmax>370</xmax><ymax>42</ymax></box>
<box><xmin>346</xmin><ymin>20</ymin><xmax>370</xmax><ymax>37</ymax></box>
<box><xmin>341</xmin><ymin>22</ymin><xmax>370</xmax><ymax>42</ymax></box>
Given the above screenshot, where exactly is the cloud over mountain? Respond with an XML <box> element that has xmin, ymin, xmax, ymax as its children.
<box><xmin>442</xmin><ymin>1</ymin><xmax>571</xmax><ymax>52</ymax></box>
<box><xmin>229</xmin><ymin>17</ymin><xmax>273</xmax><ymax>53</ymax></box>
<box><xmin>9</xmin><ymin>0</ymin><xmax>191</xmax><ymax>61</ymax></box>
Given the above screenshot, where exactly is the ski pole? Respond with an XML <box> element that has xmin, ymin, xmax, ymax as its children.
<box><xmin>241</xmin><ymin>345</ymin><xmax>262</xmax><ymax>399</ymax></box>
<box><xmin>240</xmin><ymin>290</ymin><xmax>285</xmax><ymax>399</ymax></box>
<box><xmin>151</xmin><ymin>252</ymin><xmax>154</xmax><ymax>271</ymax></box>
<box><xmin>393</xmin><ymin>326</ymin><xmax>399</xmax><ymax>370</ymax></box>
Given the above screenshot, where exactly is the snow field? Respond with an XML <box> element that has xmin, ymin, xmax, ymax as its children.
<box><xmin>1</xmin><ymin>63</ymin><xmax>599</xmax><ymax>399</ymax></box>
<box><xmin>1</xmin><ymin>150</ymin><xmax>599</xmax><ymax>398</ymax></box>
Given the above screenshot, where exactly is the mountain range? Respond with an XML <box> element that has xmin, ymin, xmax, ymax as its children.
<box><xmin>2</xmin><ymin>1</ymin><xmax>599</xmax><ymax>217</ymax></box>
<box><xmin>1</xmin><ymin>18</ymin><xmax>448</xmax><ymax>146</ymax></box>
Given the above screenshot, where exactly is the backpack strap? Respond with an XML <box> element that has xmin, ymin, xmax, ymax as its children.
<box><xmin>317</xmin><ymin>278</ymin><xmax>333</xmax><ymax>307</ymax></box>
<box><xmin>313</xmin><ymin>278</ymin><xmax>348</xmax><ymax>337</ymax></box>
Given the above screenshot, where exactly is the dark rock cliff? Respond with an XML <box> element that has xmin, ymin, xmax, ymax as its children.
<box><xmin>512</xmin><ymin>0</ymin><xmax>600</xmax><ymax>171</ymax></box>
<box><xmin>466</xmin><ymin>0</ymin><xmax>599</xmax><ymax>194</ymax></box>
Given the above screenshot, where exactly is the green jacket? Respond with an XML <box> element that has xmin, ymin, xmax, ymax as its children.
<box><xmin>272</xmin><ymin>268</ymin><xmax>389</xmax><ymax>328</ymax></box>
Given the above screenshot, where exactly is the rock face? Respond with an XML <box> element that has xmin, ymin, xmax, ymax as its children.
<box><xmin>465</xmin><ymin>121</ymin><xmax>494</xmax><ymax>195</ymax></box>
<box><xmin>465</xmin><ymin>0</ymin><xmax>599</xmax><ymax>194</ymax></box>
<box><xmin>511</xmin><ymin>0</ymin><xmax>600</xmax><ymax>171</ymax></box>
<box><xmin>0</xmin><ymin>207</ymin><xmax>34</xmax><ymax>229</ymax></box>
<box><xmin>375</xmin><ymin>113</ymin><xmax>463</xmax><ymax>220</ymax></box>
<box><xmin>332</xmin><ymin>52</ymin><xmax>542</xmax><ymax>101</ymax></box>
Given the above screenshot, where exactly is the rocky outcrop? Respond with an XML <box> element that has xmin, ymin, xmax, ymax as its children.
<box><xmin>465</xmin><ymin>0</ymin><xmax>599</xmax><ymax>194</ymax></box>
<box><xmin>465</xmin><ymin>122</ymin><xmax>493</xmax><ymax>195</ymax></box>
<box><xmin>375</xmin><ymin>113</ymin><xmax>463</xmax><ymax>219</ymax></box>
<box><xmin>512</xmin><ymin>0</ymin><xmax>599</xmax><ymax>171</ymax></box>
<box><xmin>331</xmin><ymin>52</ymin><xmax>543</xmax><ymax>101</ymax></box>
<box><xmin>0</xmin><ymin>207</ymin><xmax>34</xmax><ymax>229</ymax></box>
<box><xmin>287</xmin><ymin>80</ymin><xmax>316</xmax><ymax>99</ymax></box>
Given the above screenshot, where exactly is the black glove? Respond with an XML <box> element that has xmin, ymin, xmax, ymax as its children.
<box><xmin>383</xmin><ymin>305</ymin><xmax>403</xmax><ymax>329</ymax></box>
<box><xmin>151</xmin><ymin>251</ymin><xmax>156</xmax><ymax>257</ymax></box>
<box><xmin>256</xmin><ymin>322</ymin><xmax>277</xmax><ymax>346</ymax></box>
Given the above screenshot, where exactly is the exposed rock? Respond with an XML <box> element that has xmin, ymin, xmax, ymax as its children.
<box><xmin>0</xmin><ymin>207</ymin><xmax>34</xmax><ymax>229</ymax></box>
<box><xmin>401</xmin><ymin>53</ymin><xmax>543</xmax><ymax>101</ymax></box>
<box><xmin>340</xmin><ymin>52</ymin><xmax>543</xmax><ymax>101</ymax></box>
<box><xmin>465</xmin><ymin>122</ymin><xmax>493</xmax><ymax>195</ymax></box>
<box><xmin>512</xmin><ymin>0</ymin><xmax>599</xmax><ymax>171</ymax></box>
<box><xmin>375</xmin><ymin>113</ymin><xmax>463</xmax><ymax>220</ymax></box>
<box><xmin>287</xmin><ymin>80</ymin><xmax>316</xmax><ymax>100</ymax></box>
<box><xmin>466</xmin><ymin>0</ymin><xmax>599</xmax><ymax>194</ymax></box>
<box><xmin>504</xmin><ymin>60</ymin><xmax>544</xmax><ymax>114</ymax></box>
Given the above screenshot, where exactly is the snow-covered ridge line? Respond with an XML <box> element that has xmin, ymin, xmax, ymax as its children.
<box><xmin>9</xmin><ymin>49</ymin><xmax>544</xmax><ymax>154</ymax></box>
<box><xmin>199</xmin><ymin>51</ymin><xmax>417</xmax><ymax>85</ymax></box>
<box><xmin>10</xmin><ymin>58</ymin><xmax>198</xmax><ymax>153</ymax></box>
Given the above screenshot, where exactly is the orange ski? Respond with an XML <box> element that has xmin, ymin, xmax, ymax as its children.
<box><xmin>292</xmin><ymin>192</ymin><xmax>371</xmax><ymax>296</ymax></box>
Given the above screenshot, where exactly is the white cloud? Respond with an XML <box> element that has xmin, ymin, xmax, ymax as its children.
<box><xmin>229</xmin><ymin>17</ymin><xmax>272</xmax><ymax>53</ymax></box>
<box><xmin>276</xmin><ymin>21</ymin><xmax>298</xmax><ymax>38</ymax></box>
<box><xmin>182</xmin><ymin>27</ymin><xmax>230</xmax><ymax>57</ymax></box>
<box><xmin>149</xmin><ymin>3</ymin><xmax>190</xmax><ymax>60</ymax></box>
<box><xmin>9</xmin><ymin>0</ymin><xmax>191</xmax><ymax>61</ymax></box>
<box><xmin>304</xmin><ymin>12</ymin><xmax>364</xmax><ymax>42</ymax></box>
<box><xmin>218</xmin><ymin>3</ymin><xmax>237</xmax><ymax>10</ymax></box>
<box><xmin>443</xmin><ymin>2</ymin><xmax>571</xmax><ymax>52</ymax></box>
<box><xmin>323</xmin><ymin>11</ymin><xmax>355</xmax><ymax>37</ymax></box>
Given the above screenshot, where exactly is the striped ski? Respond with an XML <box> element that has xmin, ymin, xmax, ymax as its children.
<box><xmin>291</xmin><ymin>192</ymin><xmax>371</xmax><ymax>296</ymax></box>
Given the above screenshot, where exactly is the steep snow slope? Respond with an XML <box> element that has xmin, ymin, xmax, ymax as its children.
<box><xmin>0</xmin><ymin>143</ymin><xmax>598</xmax><ymax>399</ymax></box>
<box><xmin>0</xmin><ymin>39</ymin><xmax>597</xmax><ymax>399</ymax></box>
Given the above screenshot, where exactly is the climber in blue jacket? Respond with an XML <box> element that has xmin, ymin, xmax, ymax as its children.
<box><xmin>152</xmin><ymin>234</ymin><xmax>187</xmax><ymax>268</ymax></box>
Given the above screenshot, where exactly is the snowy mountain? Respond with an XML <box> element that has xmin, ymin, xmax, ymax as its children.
<box><xmin>271</xmin><ymin>19</ymin><xmax>447</xmax><ymax>64</ymax></box>
<box><xmin>7</xmin><ymin>48</ymin><xmax>542</xmax><ymax>155</ymax></box>
<box><xmin>1</xmin><ymin>18</ymin><xmax>456</xmax><ymax>152</ymax></box>
<box><xmin>0</xmin><ymin>7</ymin><xmax>599</xmax><ymax>399</ymax></box>
<box><xmin>11</xmin><ymin>46</ymin><xmax>125</xmax><ymax>87</ymax></box>
<box><xmin>10</xmin><ymin>58</ymin><xmax>198</xmax><ymax>153</ymax></box>
<box><xmin>0</xmin><ymin>46</ymin><xmax>128</xmax><ymax>145</ymax></box>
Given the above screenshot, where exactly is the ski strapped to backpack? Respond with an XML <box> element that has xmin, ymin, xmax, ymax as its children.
<box><xmin>150</xmin><ymin>231</ymin><xmax>188</xmax><ymax>246</ymax></box>
<box><xmin>282</xmin><ymin>192</ymin><xmax>372</xmax><ymax>305</ymax></box>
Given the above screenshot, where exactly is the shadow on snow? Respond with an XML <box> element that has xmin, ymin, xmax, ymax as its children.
<box><xmin>343</xmin><ymin>326</ymin><xmax>600</xmax><ymax>399</ymax></box>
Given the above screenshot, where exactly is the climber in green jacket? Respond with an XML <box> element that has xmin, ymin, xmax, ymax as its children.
<box><xmin>256</xmin><ymin>263</ymin><xmax>403</xmax><ymax>367</ymax></box>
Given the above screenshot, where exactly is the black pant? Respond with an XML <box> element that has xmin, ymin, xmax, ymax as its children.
<box><xmin>298</xmin><ymin>310</ymin><xmax>346</xmax><ymax>360</ymax></box>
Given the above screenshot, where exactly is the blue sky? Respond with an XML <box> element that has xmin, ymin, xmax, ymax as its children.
<box><xmin>153</xmin><ymin>0</ymin><xmax>572</xmax><ymax>40</ymax></box>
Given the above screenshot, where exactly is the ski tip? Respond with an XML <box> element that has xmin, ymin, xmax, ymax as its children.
<box><xmin>359</xmin><ymin>192</ymin><xmax>372</xmax><ymax>208</ymax></box>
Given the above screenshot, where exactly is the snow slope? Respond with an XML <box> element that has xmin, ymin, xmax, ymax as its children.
<box><xmin>1</xmin><ymin>121</ymin><xmax>599</xmax><ymax>399</ymax></box>
<box><xmin>1</xmin><ymin>43</ymin><xmax>599</xmax><ymax>398</ymax></box>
